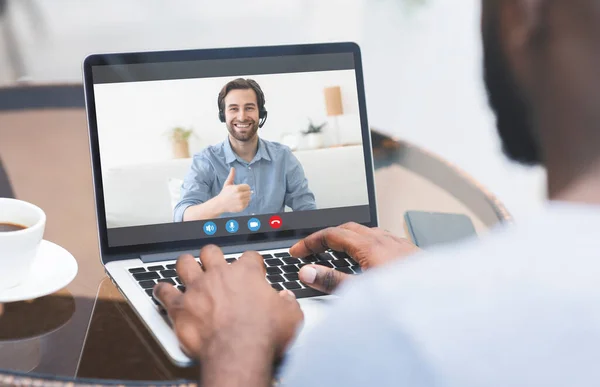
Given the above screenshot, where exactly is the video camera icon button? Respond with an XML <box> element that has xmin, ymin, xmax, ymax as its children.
<box><xmin>203</xmin><ymin>221</ymin><xmax>217</xmax><ymax>236</ymax></box>
<box><xmin>247</xmin><ymin>218</ymin><xmax>261</xmax><ymax>232</ymax></box>
<box><xmin>226</xmin><ymin>219</ymin><xmax>239</xmax><ymax>233</ymax></box>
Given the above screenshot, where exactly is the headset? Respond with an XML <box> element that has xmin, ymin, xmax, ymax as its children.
<box><xmin>218</xmin><ymin>79</ymin><xmax>268</xmax><ymax>128</ymax></box>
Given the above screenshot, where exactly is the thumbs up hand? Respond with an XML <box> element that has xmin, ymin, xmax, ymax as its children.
<box><xmin>217</xmin><ymin>168</ymin><xmax>252</xmax><ymax>213</ymax></box>
<box><xmin>223</xmin><ymin>167</ymin><xmax>237</xmax><ymax>187</ymax></box>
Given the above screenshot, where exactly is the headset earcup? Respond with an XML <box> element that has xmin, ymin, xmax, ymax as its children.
<box><xmin>219</xmin><ymin>110</ymin><xmax>225</xmax><ymax>123</ymax></box>
<box><xmin>259</xmin><ymin>109</ymin><xmax>268</xmax><ymax>128</ymax></box>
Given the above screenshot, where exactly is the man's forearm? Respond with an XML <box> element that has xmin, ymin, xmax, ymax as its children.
<box><xmin>183</xmin><ymin>196</ymin><xmax>226</xmax><ymax>221</ymax></box>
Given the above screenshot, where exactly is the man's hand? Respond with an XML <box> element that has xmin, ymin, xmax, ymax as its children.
<box><xmin>217</xmin><ymin>168</ymin><xmax>251</xmax><ymax>213</ymax></box>
<box><xmin>153</xmin><ymin>245</ymin><xmax>303</xmax><ymax>386</ymax></box>
<box><xmin>290</xmin><ymin>222</ymin><xmax>420</xmax><ymax>294</ymax></box>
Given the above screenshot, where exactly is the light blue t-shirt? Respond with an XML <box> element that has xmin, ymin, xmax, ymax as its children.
<box><xmin>278</xmin><ymin>202</ymin><xmax>600</xmax><ymax>387</ymax></box>
<box><xmin>174</xmin><ymin>137</ymin><xmax>316</xmax><ymax>221</ymax></box>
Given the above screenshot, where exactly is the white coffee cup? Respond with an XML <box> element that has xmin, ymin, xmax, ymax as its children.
<box><xmin>0</xmin><ymin>198</ymin><xmax>46</xmax><ymax>290</ymax></box>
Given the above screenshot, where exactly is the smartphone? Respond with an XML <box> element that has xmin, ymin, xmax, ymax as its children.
<box><xmin>404</xmin><ymin>211</ymin><xmax>477</xmax><ymax>249</ymax></box>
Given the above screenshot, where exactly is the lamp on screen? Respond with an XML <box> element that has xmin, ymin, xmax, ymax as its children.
<box><xmin>324</xmin><ymin>86</ymin><xmax>344</xmax><ymax>146</ymax></box>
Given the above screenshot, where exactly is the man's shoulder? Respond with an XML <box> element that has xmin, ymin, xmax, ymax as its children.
<box><xmin>337</xmin><ymin>208</ymin><xmax>600</xmax><ymax>385</ymax></box>
<box><xmin>260</xmin><ymin>137</ymin><xmax>293</xmax><ymax>155</ymax></box>
<box><xmin>191</xmin><ymin>142</ymin><xmax>226</xmax><ymax>161</ymax></box>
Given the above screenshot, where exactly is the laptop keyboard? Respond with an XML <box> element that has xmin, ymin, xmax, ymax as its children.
<box><xmin>127</xmin><ymin>249</ymin><xmax>362</xmax><ymax>308</ymax></box>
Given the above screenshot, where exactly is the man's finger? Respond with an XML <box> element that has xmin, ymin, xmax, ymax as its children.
<box><xmin>279</xmin><ymin>289</ymin><xmax>302</xmax><ymax>318</ymax></box>
<box><xmin>279</xmin><ymin>289</ymin><xmax>296</xmax><ymax>300</ymax></box>
<box><xmin>237</xmin><ymin>184</ymin><xmax>251</xmax><ymax>192</ymax></box>
<box><xmin>289</xmin><ymin>227</ymin><xmax>364</xmax><ymax>258</ymax></box>
<box><xmin>237</xmin><ymin>250</ymin><xmax>267</xmax><ymax>276</ymax></box>
<box><xmin>224</xmin><ymin>167</ymin><xmax>236</xmax><ymax>186</ymax></box>
<box><xmin>298</xmin><ymin>265</ymin><xmax>350</xmax><ymax>294</ymax></box>
<box><xmin>199</xmin><ymin>244</ymin><xmax>227</xmax><ymax>270</ymax></box>
<box><xmin>176</xmin><ymin>254</ymin><xmax>203</xmax><ymax>286</ymax></box>
<box><xmin>153</xmin><ymin>282</ymin><xmax>184</xmax><ymax>316</ymax></box>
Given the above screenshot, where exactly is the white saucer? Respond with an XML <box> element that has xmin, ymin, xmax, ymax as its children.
<box><xmin>0</xmin><ymin>240</ymin><xmax>78</xmax><ymax>303</ymax></box>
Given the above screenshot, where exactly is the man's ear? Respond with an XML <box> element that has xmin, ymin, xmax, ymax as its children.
<box><xmin>501</xmin><ymin>0</ymin><xmax>544</xmax><ymax>47</ymax></box>
<box><xmin>500</xmin><ymin>0</ymin><xmax>546</xmax><ymax>90</ymax></box>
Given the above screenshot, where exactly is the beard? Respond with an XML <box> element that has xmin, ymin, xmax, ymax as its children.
<box><xmin>482</xmin><ymin>14</ymin><xmax>542</xmax><ymax>165</ymax></box>
<box><xmin>227</xmin><ymin>119</ymin><xmax>259</xmax><ymax>142</ymax></box>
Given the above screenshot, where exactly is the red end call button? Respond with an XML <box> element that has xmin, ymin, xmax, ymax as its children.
<box><xmin>269</xmin><ymin>215</ymin><xmax>282</xmax><ymax>229</ymax></box>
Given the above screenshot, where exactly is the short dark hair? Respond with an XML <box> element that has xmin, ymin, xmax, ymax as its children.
<box><xmin>217</xmin><ymin>78</ymin><xmax>266</xmax><ymax>113</ymax></box>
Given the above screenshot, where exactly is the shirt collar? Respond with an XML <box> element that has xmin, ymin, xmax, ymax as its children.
<box><xmin>255</xmin><ymin>138</ymin><xmax>272</xmax><ymax>162</ymax></box>
<box><xmin>223</xmin><ymin>139</ymin><xmax>238</xmax><ymax>164</ymax></box>
<box><xmin>223</xmin><ymin>137</ymin><xmax>272</xmax><ymax>165</ymax></box>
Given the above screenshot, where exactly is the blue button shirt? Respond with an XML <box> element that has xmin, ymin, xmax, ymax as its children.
<box><xmin>174</xmin><ymin>137</ymin><xmax>316</xmax><ymax>222</ymax></box>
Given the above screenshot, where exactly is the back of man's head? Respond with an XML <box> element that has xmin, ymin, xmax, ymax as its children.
<box><xmin>482</xmin><ymin>0</ymin><xmax>600</xmax><ymax>179</ymax></box>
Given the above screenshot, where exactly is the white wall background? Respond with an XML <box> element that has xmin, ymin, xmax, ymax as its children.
<box><xmin>94</xmin><ymin>70</ymin><xmax>362</xmax><ymax>169</ymax></box>
<box><xmin>1</xmin><ymin>0</ymin><xmax>549</xmax><ymax>221</ymax></box>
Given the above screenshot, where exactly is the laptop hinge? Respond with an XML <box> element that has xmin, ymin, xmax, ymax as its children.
<box><xmin>140</xmin><ymin>238</ymin><xmax>302</xmax><ymax>264</ymax></box>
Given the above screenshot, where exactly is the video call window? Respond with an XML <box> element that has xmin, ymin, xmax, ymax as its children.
<box><xmin>94</xmin><ymin>69</ymin><xmax>369</xmax><ymax>233</ymax></box>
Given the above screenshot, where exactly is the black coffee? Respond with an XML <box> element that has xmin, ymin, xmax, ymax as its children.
<box><xmin>0</xmin><ymin>222</ymin><xmax>27</xmax><ymax>232</ymax></box>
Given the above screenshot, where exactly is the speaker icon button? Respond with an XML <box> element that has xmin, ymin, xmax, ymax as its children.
<box><xmin>203</xmin><ymin>221</ymin><xmax>217</xmax><ymax>236</ymax></box>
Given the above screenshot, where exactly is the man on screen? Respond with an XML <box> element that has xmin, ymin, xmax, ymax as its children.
<box><xmin>173</xmin><ymin>78</ymin><xmax>316</xmax><ymax>222</ymax></box>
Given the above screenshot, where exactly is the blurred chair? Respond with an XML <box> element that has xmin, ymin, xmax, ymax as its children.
<box><xmin>0</xmin><ymin>0</ymin><xmax>45</xmax><ymax>82</ymax></box>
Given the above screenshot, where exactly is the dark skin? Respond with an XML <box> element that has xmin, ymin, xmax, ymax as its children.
<box><xmin>156</xmin><ymin>1</ymin><xmax>600</xmax><ymax>385</ymax></box>
<box><xmin>483</xmin><ymin>0</ymin><xmax>600</xmax><ymax>201</ymax></box>
<box><xmin>292</xmin><ymin>222</ymin><xmax>420</xmax><ymax>293</ymax></box>
<box><xmin>154</xmin><ymin>245</ymin><xmax>302</xmax><ymax>387</ymax></box>
<box><xmin>154</xmin><ymin>223</ymin><xmax>419</xmax><ymax>386</ymax></box>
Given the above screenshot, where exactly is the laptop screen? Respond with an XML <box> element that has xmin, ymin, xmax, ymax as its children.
<box><xmin>84</xmin><ymin>43</ymin><xmax>377</xmax><ymax>256</ymax></box>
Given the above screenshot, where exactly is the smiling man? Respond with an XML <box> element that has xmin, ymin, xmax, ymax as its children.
<box><xmin>173</xmin><ymin>78</ymin><xmax>316</xmax><ymax>222</ymax></box>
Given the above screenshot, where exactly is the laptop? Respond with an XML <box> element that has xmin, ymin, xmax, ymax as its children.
<box><xmin>82</xmin><ymin>42</ymin><xmax>378</xmax><ymax>366</ymax></box>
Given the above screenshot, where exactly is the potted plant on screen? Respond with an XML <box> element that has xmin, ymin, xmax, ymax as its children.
<box><xmin>302</xmin><ymin>119</ymin><xmax>327</xmax><ymax>149</ymax></box>
<box><xmin>168</xmin><ymin>126</ymin><xmax>195</xmax><ymax>159</ymax></box>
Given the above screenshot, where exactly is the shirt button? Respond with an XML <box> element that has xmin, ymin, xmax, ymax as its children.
<box><xmin>248</xmin><ymin>166</ymin><xmax>251</xmax><ymax>169</ymax></box>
